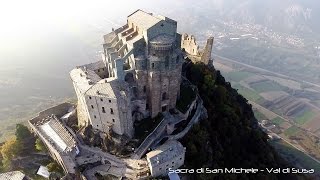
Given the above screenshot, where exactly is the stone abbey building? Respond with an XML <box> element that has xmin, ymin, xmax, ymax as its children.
<box><xmin>70</xmin><ymin>9</ymin><xmax>213</xmax><ymax>139</ymax></box>
<box><xmin>28</xmin><ymin>10</ymin><xmax>213</xmax><ymax>179</ymax></box>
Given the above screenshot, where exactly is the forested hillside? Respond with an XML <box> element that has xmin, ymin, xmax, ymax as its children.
<box><xmin>181</xmin><ymin>62</ymin><xmax>308</xmax><ymax>180</ymax></box>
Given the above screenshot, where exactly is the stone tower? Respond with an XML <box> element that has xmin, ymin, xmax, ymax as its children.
<box><xmin>201</xmin><ymin>37</ymin><xmax>214</xmax><ymax>65</ymax></box>
<box><xmin>101</xmin><ymin>9</ymin><xmax>183</xmax><ymax>119</ymax></box>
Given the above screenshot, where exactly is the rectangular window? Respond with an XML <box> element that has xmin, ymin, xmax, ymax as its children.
<box><xmin>143</xmin><ymin>86</ymin><xmax>146</xmax><ymax>93</ymax></box>
<box><xmin>89</xmin><ymin>96</ymin><xmax>92</xmax><ymax>99</ymax></box>
<box><xmin>112</xmin><ymin>119</ymin><xmax>115</xmax><ymax>123</ymax></box>
<box><xmin>110</xmin><ymin>108</ymin><xmax>114</xmax><ymax>114</ymax></box>
<box><xmin>102</xmin><ymin>107</ymin><xmax>106</xmax><ymax>113</ymax></box>
<box><xmin>109</xmin><ymin>100</ymin><xmax>111</xmax><ymax>103</ymax></box>
<box><xmin>94</xmin><ymin>115</ymin><xmax>97</xmax><ymax>118</ymax></box>
<box><xmin>91</xmin><ymin>105</ymin><xmax>94</xmax><ymax>109</ymax></box>
<box><xmin>152</xmin><ymin>63</ymin><xmax>155</xmax><ymax>69</ymax></box>
<box><xmin>100</xmin><ymin>98</ymin><xmax>103</xmax><ymax>102</ymax></box>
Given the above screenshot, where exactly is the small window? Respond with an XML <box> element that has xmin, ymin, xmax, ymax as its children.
<box><xmin>109</xmin><ymin>100</ymin><xmax>111</xmax><ymax>103</ymax></box>
<box><xmin>146</xmin><ymin>103</ymin><xmax>149</xmax><ymax>110</ymax></box>
<box><xmin>91</xmin><ymin>105</ymin><xmax>94</xmax><ymax>109</ymax></box>
<box><xmin>172</xmin><ymin>162</ymin><xmax>174</xmax><ymax>164</ymax></box>
<box><xmin>110</xmin><ymin>108</ymin><xmax>114</xmax><ymax>114</ymax></box>
<box><xmin>89</xmin><ymin>96</ymin><xmax>92</xmax><ymax>99</ymax></box>
<box><xmin>112</xmin><ymin>119</ymin><xmax>115</xmax><ymax>123</ymax></box>
<box><xmin>94</xmin><ymin>115</ymin><xmax>97</xmax><ymax>118</ymax></box>
<box><xmin>143</xmin><ymin>86</ymin><xmax>146</xmax><ymax>93</ymax></box>
<box><xmin>165</xmin><ymin>56</ymin><xmax>169</xmax><ymax>68</ymax></box>
<box><xmin>98</xmin><ymin>69</ymin><xmax>100</xmax><ymax>72</ymax></box>
<box><xmin>100</xmin><ymin>98</ymin><xmax>103</xmax><ymax>102</ymax></box>
<box><xmin>160</xmin><ymin>23</ymin><xmax>164</xmax><ymax>27</ymax></box>
<box><xmin>102</xmin><ymin>68</ymin><xmax>105</xmax><ymax>71</ymax></box>
<box><xmin>152</xmin><ymin>63</ymin><xmax>155</xmax><ymax>69</ymax></box>
<box><xmin>102</xmin><ymin>107</ymin><xmax>106</xmax><ymax>113</ymax></box>
<box><xmin>162</xmin><ymin>92</ymin><xmax>167</xmax><ymax>101</ymax></box>
<box><xmin>180</xmin><ymin>157</ymin><xmax>182</xmax><ymax>160</ymax></box>
<box><xmin>97</xmin><ymin>125</ymin><xmax>99</xmax><ymax>127</ymax></box>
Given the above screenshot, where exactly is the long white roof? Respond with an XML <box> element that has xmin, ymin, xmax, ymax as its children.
<box><xmin>40</xmin><ymin>122</ymin><xmax>68</xmax><ymax>151</ymax></box>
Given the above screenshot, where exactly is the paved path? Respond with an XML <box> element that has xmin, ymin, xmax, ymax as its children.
<box><xmin>131</xmin><ymin>115</ymin><xmax>169</xmax><ymax>159</ymax></box>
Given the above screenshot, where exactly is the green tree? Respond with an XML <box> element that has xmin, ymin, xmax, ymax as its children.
<box><xmin>15</xmin><ymin>124</ymin><xmax>31</xmax><ymax>142</ymax></box>
<box><xmin>47</xmin><ymin>162</ymin><xmax>63</xmax><ymax>174</ymax></box>
<box><xmin>35</xmin><ymin>138</ymin><xmax>47</xmax><ymax>152</ymax></box>
<box><xmin>0</xmin><ymin>137</ymin><xmax>22</xmax><ymax>167</ymax></box>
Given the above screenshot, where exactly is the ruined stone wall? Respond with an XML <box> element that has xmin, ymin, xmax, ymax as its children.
<box><xmin>180</xmin><ymin>33</ymin><xmax>214</xmax><ymax>65</ymax></box>
<box><xmin>181</xmin><ymin>34</ymin><xmax>199</xmax><ymax>56</ymax></box>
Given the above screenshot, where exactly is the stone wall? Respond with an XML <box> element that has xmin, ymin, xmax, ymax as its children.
<box><xmin>200</xmin><ymin>37</ymin><xmax>214</xmax><ymax>65</ymax></box>
<box><xmin>181</xmin><ymin>33</ymin><xmax>214</xmax><ymax>65</ymax></box>
<box><xmin>181</xmin><ymin>34</ymin><xmax>200</xmax><ymax>56</ymax></box>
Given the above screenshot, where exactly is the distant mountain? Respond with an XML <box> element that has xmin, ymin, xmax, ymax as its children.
<box><xmin>176</xmin><ymin>0</ymin><xmax>320</xmax><ymax>38</ymax></box>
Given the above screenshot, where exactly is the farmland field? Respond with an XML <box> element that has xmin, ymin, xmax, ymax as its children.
<box><xmin>284</xmin><ymin>126</ymin><xmax>301</xmax><ymax>136</ymax></box>
<box><xmin>250</xmin><ymin>81</ymin><xmax>287</xmax><ymax>93</ymax></box>
<box><xmin>233</xmin><ymin>84</ymin><xmax>263</xmax><ymax>102</ymax></box>
<box><xmin>271</xmin><ymin>117</ymin><xmax>285</xmax><ymax>126</ymax></box>
<box><xmin>253</xmin><ymin>109</ymin><xmax>267</xmax><ymax>121</ymax></box>
<box><xmin>271</xmin><ymin>140</ymin><xmax>320</xmax><ymax>172</ymax></box>
<box><xmin>294</xmin><ymin>110</ymin><xmax>316</xmax><ymax>125</ymax></box>
<box><xmin>226</xmin><ymin>71</ymin><xmax>254</xmax><ymax>82</ymax></box>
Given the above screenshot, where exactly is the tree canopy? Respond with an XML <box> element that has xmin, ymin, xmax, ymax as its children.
<box><xmin>181</xmin><ymin>62</ymin><xmax>304</xmax><ymax>180</ymax></box>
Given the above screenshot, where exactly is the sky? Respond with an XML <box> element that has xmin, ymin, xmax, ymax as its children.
<box><xmin>0</xmin><ymin>0</ymin><xmax>170</xmax><ymax>63</ymax></box>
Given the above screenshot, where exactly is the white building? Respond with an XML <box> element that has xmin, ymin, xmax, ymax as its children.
<box><xmin>146</xmin><ymin>140</ymin><xmax>186</xmax><ymax>177</ymax></box>
<box><xmin>70</xmin><ymin>65</ymin><xmax>133</xmax><ymax>138</ymax></box>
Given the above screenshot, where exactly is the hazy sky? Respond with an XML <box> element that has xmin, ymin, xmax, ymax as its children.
<box><xmin>0</xmin><ymin>0</ymin><xmax>204</xmax><ymax>69</ymax></box>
